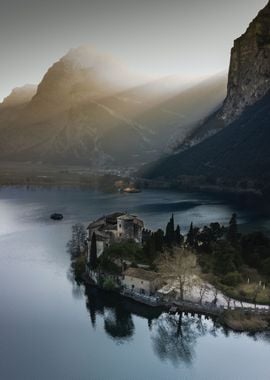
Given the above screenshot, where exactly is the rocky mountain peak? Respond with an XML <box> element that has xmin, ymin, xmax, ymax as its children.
<box><xmin>1</xmin><ymin>84</ymin><xmax>37</xmax><ymax>108</ymax></box>
<box><xmin>222</xmin><ymin>1</ymin><xmax>270</xmax><ymax>123</ymax></box>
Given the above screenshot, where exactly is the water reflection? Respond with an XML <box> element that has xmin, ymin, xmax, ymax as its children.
<box><xmin>151</xmin><ymin>313</ymin><xmax>210</xmax><ymax>366</ymax></box>
<box><xmin>83</xmin><ymin>286</ymin><xmax>220</xmax><ymax>365</ymax></box>
<box><xmin>85</xmin><ymin>287</ymin><xmax>161</xmax><ymax>342</ymax></box>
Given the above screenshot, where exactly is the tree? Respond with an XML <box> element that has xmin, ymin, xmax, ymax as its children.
<box><xmin>198</xmin><ymin>282</ymin><xmax>210</xmax><ymax>305</ymax></box>
<box><xmin>241</xmin><ymin>232</ymin><xmax>270</xmax><ymax>270</ymax></box>
<box><xmin>198</xmin><ymin>226</ymin><xmax>212</xmax><ymax>252</ymax></box>
<box><xmin>209</xmin><ymin>222</ymin><xmax>224</xmax><ymax>241</ymax></box>
<box><xmin>157</xmin><ymin>248</ymin><xmax>198</xmax><ymax>301</ymax></box>
<box><xmin>227</xmin><ymin>213</ymin><xmax>239</xmax><ymax>246</ymax></box>
<box><xmin>175</xmin><ymin>225</ymin><xmax>184</xmax><ymax>246</ymax></box>
<box><xmin>165</xmin><ymin>214</ymin><xmax>175</xmax><ymax>246</ymax></box>
<box><xmin>224</xmin><ymin>294</ymin><xmax>232</xmax><ymax>309</ymax></box>
<box><xmin>143</xmin><ymin>233</ymin><xmax>156</xmax><ymax>263</ymax></box>
<box><xmin>213</xmin><ymin>241</ymin><xmax>240</xmax><ymax>275</ymax></box>
<box><xmin>252</xmin><ymin>284</ymin><xmax>261</xmax><ymax>310</ymax></box>
<box><xmin>153</xmin><ymin>229</ymin><xmax>165</xmax><ymax>252</ymax></box>
<box><xmin>186</xmin><ymin>223</ymin><xmax>194</xmax><ymax>248</ymax></box>
<box><xmin>71</xmin><ymin>254</ymin><xmax>86</xmax><ymax>283</ymax></box>
<box><xmin>90</xmin><ymin>232</ymin><xmax>98</xmax><ymax>269</ymax></box>
<box><xmin>67</xmin><ymin>223</ymin><xmax>86</xmax><ymax>258</ymax></box>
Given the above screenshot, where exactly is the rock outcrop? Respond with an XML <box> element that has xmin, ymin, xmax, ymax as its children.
<box><xmin>222</xmin><ymin>0</ymin><xmax>270</xmax><ymax>123</ymax></box>
<box><xmin>143</xmin><ymin>1</ymin><xmax>270</xmax><ymax>191</ymax></box>
<box><xmin>176</xmin><ymin>1</ymin><xmax>270</xmax><ymax>151</ymax></box>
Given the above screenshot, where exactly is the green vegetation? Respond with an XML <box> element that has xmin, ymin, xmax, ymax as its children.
<box><xmin>103</xmin><ymin>277</ymin><xmax>118</xmax><ymax>291</ymax></box>
<box><xmin>67</xmin><ymin>213</ymin><xmax>270</xmax><ymax>306</ymax></box>
<box><xmin>89</xmin><ymin>232</ymin><xmax>98</xmax><ymax>269</ymax></box>
<box><xmin>191</xmin><ymin>214</ymin><xmax>270</xmax><ymax>304</ymax></box>
<box><xmin>71</xmin><ymin>254</ymin><xmax>86</xmax><ymax>283</ymax></box>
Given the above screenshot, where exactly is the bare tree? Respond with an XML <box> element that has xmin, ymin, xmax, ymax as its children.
<box><xmin>67</xmin><ymin>223</ymin><xmax>86</xmax><ymax>259</ymax></box>
<box><xmin>252</xmin><ymin>284</ymin><xmax>261</xmax><ymax>310</ymax></box>
<box><xmin>198</xmin><ymin>283</ymin><xmax>210</xmax><ymax>305</ymax></box>
<box><xmin>157</xmin><ymin>247</ymin><xmax>198</xmax><ymax>301</ymax></box>
<box><xmin>212</xmin><ymin>287</ymin><xmax>219</xmax><ymax>305</ymax></box>
<box><xmin>223</xmin><ymin>294</ymin><xmax>232</xmax><ymax>309</ymax></box>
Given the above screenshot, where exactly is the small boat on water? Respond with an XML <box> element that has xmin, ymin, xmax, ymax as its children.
<box><xmin>123</xmin><ymin>187</ymin><xmax>141</xmax><ymax>194</ymax></box>
<box><xmin>50</xmin><ymin>213</ymin><xmax>63</xmax><ymax>221</ymax></box>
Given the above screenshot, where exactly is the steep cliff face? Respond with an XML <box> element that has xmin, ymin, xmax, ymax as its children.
<box><xmin>143</xmin><ymin>1</ymin><xmax>270</xmax><ymax>190</ymax></box>
<box><xmin>177</xmin><ymin>1</ymin><xmax>270</xmax><ymax>150</ymax></box>
<box><xmin>222</xmin><ymin>0</ymin><xmax>270</xmax><ymax>123</ymax></box>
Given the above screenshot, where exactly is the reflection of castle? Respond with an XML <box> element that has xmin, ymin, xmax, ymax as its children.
<box><xmin>87</xmin><ymin>212</ymin><xmax>144</xmax><ymax>259</ymax></box>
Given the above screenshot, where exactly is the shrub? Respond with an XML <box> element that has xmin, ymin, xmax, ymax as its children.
<box><xmin>103</xmin><ymin>277</ymin><xmax>117</xmax><ymax>291</ymax></box>
<box><xmin>71</xmin><ymin>254</ymin><xmax>86</xmax><ymax>283</ymax></box>
<box><xmin>222</xmin><ymin>272</ymin><xmax>243</xmax><ymax>286</ymax></box>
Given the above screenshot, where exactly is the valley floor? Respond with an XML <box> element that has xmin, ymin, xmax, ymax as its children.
<box><xmin>0</xmin><ymin>161</ymin><xmax>129</xmax><ymax>191</ymax></box>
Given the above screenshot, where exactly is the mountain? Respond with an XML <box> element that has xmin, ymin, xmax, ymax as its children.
<box><xmin>142</xmin><ymin>91</ymin><xmax>270</xmax><ymax>181</ymax></box>
<box><xmin>142</xmin><ymin>1</ymin><xmax>270</xmax><ymax>191</ymax></box>
<box><xmin>0</xmin><ymin>85</ymin><xmax>37</xmax><ymax>128</ymax></box>
<box><xmin>0</xmin><ymin>46</ymin><xmax>226</xmax><ymax>168</ymax></box>
<box><xmin>177</xmin><ymin>1</ymin><xmax>270</xmax><ymax>151</ymax></box>
<box><xmin>135</xmin><ymin>73</ymin><xmax>226</xmax><ymax>152</ymax></box>
<box><xmin>222</xmin><ymin>1</ymin><xmax>270</xmax><ymax>124</ymax></box>
<box><xmin>0</xmin><ymin>84</ymin><xmax>37</xmax><ymax>109</ymax></box>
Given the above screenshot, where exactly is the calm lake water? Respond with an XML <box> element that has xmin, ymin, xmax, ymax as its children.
<box><xmin>0</xmin><ymin>187</ymin><xmax>270</xmax><ymax>380</ymax></box>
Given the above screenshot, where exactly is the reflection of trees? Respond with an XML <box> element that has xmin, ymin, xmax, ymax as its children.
<box><xmin>104</xmin><ymin>308</ymin><xmax>134</xmax><ymax>342</ymax></box>
<box><xmin>84</xmin><ymin>287</ymin><xmax>162</xmax><ymax>343</ymax></box>
<box><xmin>85</xmin><ymin>288</ymin><xmax>105</xmax><ymax>328</ymax></box>
<box><xmin>85</xmin><ymin>287</ymin><xmax>134</xmax><ymax>342</ymax></box>
<box><xmin>151</xmin><ymin>313</ymin><xmax>213</xmax><ymax>366</ymax></box>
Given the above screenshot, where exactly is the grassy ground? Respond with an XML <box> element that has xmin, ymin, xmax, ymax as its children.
<box><xmin>223</xmin><ymin>310</ymin><xmax>269</xmax><ymax>332</ymax></box>
<box><xmin>217</xmin><ymin>282</ymin><xmax>270</xmax><ymax>305</ymax></box>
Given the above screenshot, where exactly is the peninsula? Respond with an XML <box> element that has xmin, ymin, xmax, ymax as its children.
<box><xmin>68</xmin><ymin>212</ymin><xmax>270</xmax><ymax>332</ymax></box>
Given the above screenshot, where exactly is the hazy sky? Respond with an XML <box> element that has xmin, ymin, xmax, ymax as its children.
<box><xmin>0</xmin><ymin>0</ymin><xmax>267</xmax><ymax>101</ymax></box>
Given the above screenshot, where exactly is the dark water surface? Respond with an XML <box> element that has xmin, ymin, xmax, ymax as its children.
<box><xmin>0</xmin><ymin>187</ymin><xmax>270</xmax><ymax>380</ymax></box>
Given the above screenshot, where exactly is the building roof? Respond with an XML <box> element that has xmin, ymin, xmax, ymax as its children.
<box><xmin>88</xmin><ymin>212</ymin><xmax>143</xmax><ymax>230</ymax></box>
<box><xmin>117</xmin><ymin>214</ymin><xmax>144</xmax><ymax>227</ymax></box>
<box><xmin>87</xmin><ymin>212</ymin><xmax>125</xmax><ymax>230</ymax></box>
<box><xmin>124</xmin><ymin>268</ymin><xmax>159</xmax><ymax>282</ymax></box>
<box><xmin>117</xmin><ymin>214</ymin><xmax>137</xmax><ymax>221</ymax></box>
<box><xmin>87</xmin><ymin>217</ymin><xmax>105</xmax><ymax>230</ymax></box>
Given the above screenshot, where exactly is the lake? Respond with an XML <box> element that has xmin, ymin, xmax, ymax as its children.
<box><xmin>0</xmin><ymin>187</ymin><xmax>270</xmax><ymax>380</ymax></box>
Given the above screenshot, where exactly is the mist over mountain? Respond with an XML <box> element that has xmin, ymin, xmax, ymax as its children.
<box><xmin>0</xmin><ymin>46</ymin><xmax>226</xmax><ymax>168</ymax></box>
<box><xmin>143</xmin><ymin>1</ymin><xmax>270</xmax><ymax>191</ymax></box>
<box><xmin>0</xmin><ymin>84</ymin><xmax>37</xmax><ymax>108</ymax></box>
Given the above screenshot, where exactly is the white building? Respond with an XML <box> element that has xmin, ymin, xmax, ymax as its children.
<box><xmin>122</xmin><ymin>268</ymin><xmax>162</xmax><ymax>296</ymax></box>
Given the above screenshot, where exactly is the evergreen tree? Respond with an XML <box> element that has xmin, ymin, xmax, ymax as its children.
<box><xmin>165</xmin><ymin>214</ymin><xmax>175</xmax><ymax>246</ymax></box>
<box><xmin>154</xmin><ymin>229</ymin><xmax>165</xmax><ymax>252</ymax></box>
<box><xmin>90</xmin><ymin>232</ymin><xmax>98</xmax><ymax>269</ymax></box>
<box><xmin>143</xmin><ymin>233</ymin><xmax>156</xmax><ymax>263</ymax></box>
<box><xmin>213</xmin><ymin>241</ymin><xmax>237</xmax><ymax>275</ymax></box>
<box><xmin>186</xmin><ymin>222</ymin><xmax>194</xmax><ymax>248</ymax></box>
<box><xmin>171</xmin><ymin>213</ymin><xmax>175</xmax><ymax>232</ymax></box>
<box><xmin>175</xmin><ymin>225</ymin><xmax>183</xmax><ymax>246</ymax></box>
<box><xmin>227</xmin><ymin>213</ymin><xmax>238</xmax><ymax>246</ymax></box>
